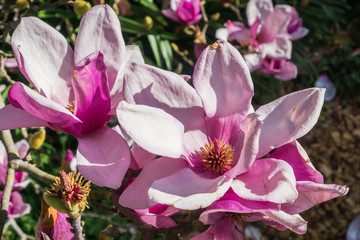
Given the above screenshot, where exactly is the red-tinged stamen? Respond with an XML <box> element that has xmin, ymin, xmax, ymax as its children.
<box><xmin>199</xmin><ymin>139</ymin><xmax>234</xmax><ymax>174</ymax></box>
<box><xmin>46</xmin><ymin>170</ymin><xmax>91</xmax><ymax>211</ymax></box>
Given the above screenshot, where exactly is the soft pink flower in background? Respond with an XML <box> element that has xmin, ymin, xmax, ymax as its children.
<box><xmin>0</xmin><ymin>140</ymin><xmax>31</xmax><ymax>218</ymax></box>
<box><xmin>216</xmin><ymin>0</ymin><xmax>308</xmax><ymax>80</ymax></box>
<box><xmin>117</xmin><ymin>41</ymin><xmax>327</xmax><ymax>212</ymax></box>
<box><xmin>163</xmin><ymin>0</ymin><xmax>202</xmax><ymax>25</ymax></box>
<box><xmin>0</xmin><ymin>5</ymin><xmax>145</xmax><ymax>189</ymax></box>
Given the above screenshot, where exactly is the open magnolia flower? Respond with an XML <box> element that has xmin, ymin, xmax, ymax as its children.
<box><xmin>117</xmin><ymin>41</ymin><xmax>332</xmax><ymax>213</ymax></box>
<box><xmin>216</xmin><ymin>0</ymin><xmax>307</xmax><ymax>80</ymax></box>
<box><xmin>0</xmin><ymin>4</ymin><xmax>145</xmax><ymax>189</ymax></box>
<box><xmin>191</xmin><ymin>141</ymin><xmax>348</xmax><ymax>239</ymax></box>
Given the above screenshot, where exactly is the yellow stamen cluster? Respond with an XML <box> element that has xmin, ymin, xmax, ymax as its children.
<box><xmin>199</xmin><ymin>139</ymin><xmax>234</xmax><ymax>174</ymax></box>
<box><xmin>46</xmin><ymin>170</ymin><xmax>91</xmax><ymax>211</ymax></box>
<box><xmin>66</xmin><ymin>100</ymin><xmax>76</xmax><ymax>114</ymax></box>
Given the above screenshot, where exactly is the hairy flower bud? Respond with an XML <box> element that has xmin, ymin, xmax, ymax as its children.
<box><xmin>29</xmin><ymin>128</ymin><xmax>46</xmax><ymax>150</ymax></box>
<box><xmin>74</xmin><ymin>0</ymin><xmax>92</xmax><ymax>16</ymax></box>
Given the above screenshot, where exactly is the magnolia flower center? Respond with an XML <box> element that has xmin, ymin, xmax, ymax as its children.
<box><xmin>47</xmin><ymin>170</ymin><xmax>91</xmax><ymax>211</ymax></box>
<box><xmin>199</xmin><ymin>139</ymin><xmax>234</xmax><ymax>174</ymax></box>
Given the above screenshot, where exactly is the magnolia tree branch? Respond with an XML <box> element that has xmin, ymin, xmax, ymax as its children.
<box><xmin>68</xmin><ymin>216</ymin><xmax>84</xmax><ymax>240</ymax></box>
<box><xmin>9</xmin><ymin>159</ymin><xmax>56</xmax><ymax>184</ymax></box>
<box><xmin>0</xmin><ymin>96</ymin><xmax>17</xmax><ymax>234</ymax></box>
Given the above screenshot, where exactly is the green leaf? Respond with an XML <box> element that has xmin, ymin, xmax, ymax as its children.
<box><xmin>118</xmin><ymin>16</ymin><xmax>144</xmax><ymax>34</ymax></box>
<box><xmin>139</xmin><ymin>0</ymin><xmax>159</xmax><ymax>11</ymax></box>
<box><xmin>159</xmin><ymin>40</ymin><xmax>173</xmax><ymax>70</ymax></box>
<box><xmin>148</xmin><ymin>34</ymin><xmax>162</xmax><ymax>67</ymax></box>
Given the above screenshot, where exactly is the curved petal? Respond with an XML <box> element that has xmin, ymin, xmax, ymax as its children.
<box><xmin>232</xmin><ymin>158</ymin><xmax>297</xmax><ymax>204</ymax></box>
<box><xmin>14</xmin><ymin>139</ymin><xmax>30</xmax><ymax>159</ymax></box>
<box><xmin>131</xmin><ymin>142</ymin><xmax>156</xmax><ymax>170</ymax></box>
<box><xmin>110</xmin><ymin>45</ymin><xmax>145</xmax><ymax>111</ymax></box>
<box><xmin>0</xmin><ymin>105</ymin><xmax>49</xmax><ymax>131</ymax></box>
<box><xmin>11</xmin><ymin>17</ymin><xmax>73</xmax><ymax>106</ymax></box>
<box><xmin>149</xmin><ymin>168</ymin><xmax>233</xmax><ymax>210</ymax></box>
<box><xmin>123</xmin><ymin>62</ymin><xmax>207</xmax><ymax>156</ymax></box>
<box><xmin>244</xmin><ymin>53</ymin><xmax>262</xmax><ymax>71</ymax></box>
<box><xmin>75</xmin><ymin>4</ymin><xmax>125</xmax><ymax>90</ymax></box>
<box><xmin>282</xmin><ymin>181</ymin><xmax>349</xmax><ymax>215</ymax></box>
<box><xmin>8</xmin><ymin>83</ymin><xmax>82</xmax><ymax>136</ymax></box>
<box><xmin>119</xmin><ymin>157</ymin><xmax>187</xmax><ymax>209</ymax></box>
<box><xmin>117</xmin><ymin>101</ymin><xmax>185</xmax><ymax>158</ymax></box>
<box><xmin>274</xmin><ymin>61</ymin><xmax>297</xmax><ymax>81</ymax></box>
<box><xmin>73</xmin><ymin>51</ymin><xmax>111</xmax><ymax>134</ymax></box>
<box><xmin>226</xmin><ymin>114</ymin><xmax>262</xmax><ymax>178</ymax></box>
<box><xmin>263</xmin><ymin>211</ymin><xmax>307</xmax><ymax>234</ymax></box>
<box><xmin>259</xmin><ymin>36</ymin><xmax>292</xmax><ymax>60</ymax></box>
<box><xmin>76</xmin><ymin>126</ymin><xmax>130</xmax><ymax>189</ymax></box>
<box><xmin>8</xmin><ymin>191</ymin><xmax>31</xmax><ymax>218</ymax></box>
<box><xmin>204</xmin><ymin>188</ymin><xmax>279</xmax><ymax>216</ymax></box>
<box><xmin>291</xmin><ymin>27</ymin><xmax>309</xmax><ymax>40</ymax></box>
<box><xmin>193</xmin><ymin>41</ymin><xmax>253</xmax><ymax>119</ymax></box>
<box><xmin>256</xmin><ymin>88</ymin><xmax>325</xmax><ymax>157</ymax></box>
<box><xmin>162</xmin><ymin>9</ymin><xmax>181</xmax><ymax>23</ymax></box>
<box><xmin>269</xmin><ymin>141</ymin><xmax>323</xmax><ymax>183</ymax></box>
<box><xmin>246</xmin><ymin>0</ymin><xmax>274</xmax><ymax>26</ymax></box>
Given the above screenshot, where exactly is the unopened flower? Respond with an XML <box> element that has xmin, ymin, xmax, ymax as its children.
<box><xmin>113</xmin><ymin>0</ymin><xmax>131</xmax><ymax>16</ymax></box>
<box><xmin>163</xmin><ymin>0</ymin><xmax>202</xmax><ymax>25</ymax></box>
<box><xmin>44</xmin><ymin>171</ymin><xmax>90</xmax><ymax>219</ymax></box>
<box><xmin>29</xmin><ymin>128</ymin><xmax>46</xmax><ymax>150</ymax></box>
<box><xmin>74</xmin><ymin>0</ymin><xmax>92</xmax><ymax>16</ymax></box>
<box><xmin>118</xmin><ymin>41</ymin><xmax>326</xmax><ymax>211</ymax></box>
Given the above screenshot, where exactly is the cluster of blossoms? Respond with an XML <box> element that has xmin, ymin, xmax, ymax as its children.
<box><xmin>216</xmin><ymin>0</ymin><xmax>308</xmax><ymax>80</ymax></box>
<box><xmin>0</xmin><ymin>4</ymin><xmax>348</xmax><ymax>239</ymax></box>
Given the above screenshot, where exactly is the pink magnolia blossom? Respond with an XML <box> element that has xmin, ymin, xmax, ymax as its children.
<box><xmin>0</xmin><ymin>5</ymin><xmax>144</xmax><ymax>189</ymax></box>
<box><xmin>117</xmin><ymin>41</ymin><xmax>326</xmax><ymax>211</ymax></box>
<box><xmin>216</xmin><ymin>0</ymin><xmax>308</xmax><ymax>79</ymax></box>
<box><xmin>0</xmin><ymin>140</ymin><xmax>31</xmax><ymax>191</ymax></box>
<box><xmin>0</xmin><ymin>191</ymin><xmax>31</xmax><ymax>218</ymax></box>
<box><xmin>163</xmin><ymin>0</ymin><xmax>202</xmax><ymax>25</ymax></box>
<box><xmin>191</xmin><ymin>141</ymin><xmax>348</xmax><ymax>239</ymax></box>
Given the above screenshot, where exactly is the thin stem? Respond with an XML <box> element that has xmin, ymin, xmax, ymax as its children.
<box><xmin>69</xmin><ymin>216</ymin><xmax>84</xmax><ymax>240</ymax></box>
<box><xmin>9</xmin><ymin>159</ymin><xmax>56</xmax><ymax>185</ymax></box>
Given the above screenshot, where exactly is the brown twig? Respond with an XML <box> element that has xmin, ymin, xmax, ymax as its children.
<box><xmin>9</xmin><ymin>159</ymin><xmax>56</xmax><ymax>185</ymax></box>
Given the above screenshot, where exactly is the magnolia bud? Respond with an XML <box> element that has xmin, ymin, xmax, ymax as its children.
<box><xmin>144</xmin><ymin>16</ymin><xmax>153</xmax><ymax>30</ymax></box>
<box><xmin>16</xmin><ymin>0</ymin><xmax>29</xmax><ymax>9</ymax></box>
<box><xmin>210</xmin><ymin>13</ymin><xmax>220</xmax><ymax>22</ymax></box>
<box><xmin>74</xmin><ymin>0</ymin><xmax>91</xmax><ymax>16</ymax></box>
<box><xmin>29</xmin><ymin>128</ymin><xmax>46</xmax><ymax>150</ymax></box>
